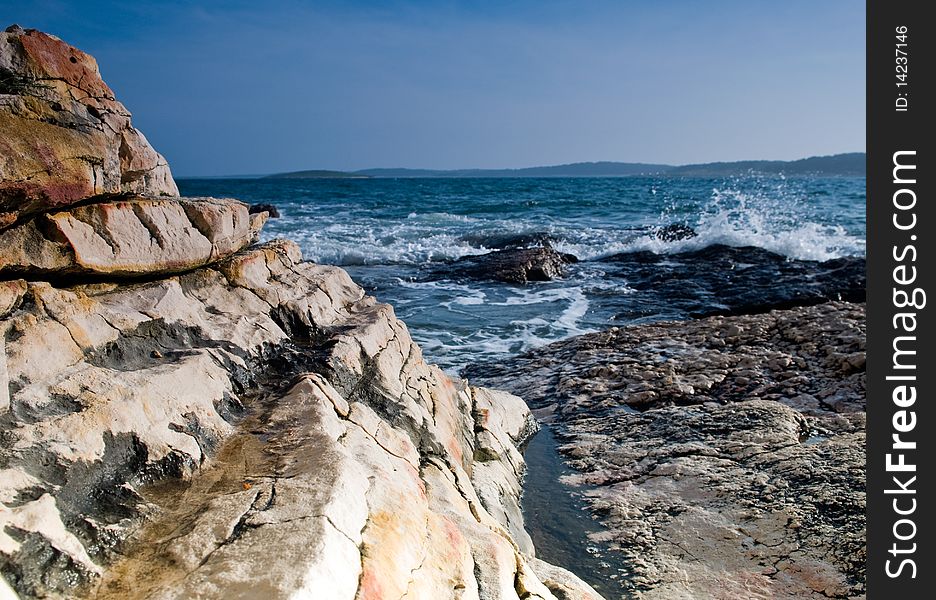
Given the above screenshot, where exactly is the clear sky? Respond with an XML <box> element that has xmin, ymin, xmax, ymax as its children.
<box><xmin>4</xmin><ymin>0</ymin><xmax>865</xmax><ymax>176</ymax></box>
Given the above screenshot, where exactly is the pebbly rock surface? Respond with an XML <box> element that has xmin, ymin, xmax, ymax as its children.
<box><xmin>465</xmin><ymin>302</ymin><xmax>866</xmax><ymax>599</ymax></box>
<box><xmin>0</xmin><ymin>25</ymin><xmax>177</xmax><ymax>228</ymax></box>
<box><xmin>0</xmin><ymin>196</ymin><xmax>265</xmax><ymax>278</ymax></box>
<box><xmin>0</xmin><ymin>238</ymin><xmax>601</xmax><ymax>600</ymax></box>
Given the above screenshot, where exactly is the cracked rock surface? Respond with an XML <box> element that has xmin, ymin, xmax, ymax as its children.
<box><xmin>0</xmin><ymin>239</ymin><xmax>602</xmax><ymax>600</ymax></box>
<box><xmin>465</xmin><ymin>302</ymin><xmax>866</xmax><ymax>599</ymax></box>
<box><xmin>0</xmin><ymin>196</ymin><xmax>266</xmax><ymax>277</ymax></box>
<box><xmin>0</xmin><ymin>25</ymin><xmax>178</xmax><ymax>228</ymax></box>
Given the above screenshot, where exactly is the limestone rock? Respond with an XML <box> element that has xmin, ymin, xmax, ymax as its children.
<box><xmin>529</xmin><ymin>558</ymin><xmax>604</xmax><ymax>600</ymax></box>
<box><xmin>0</xmin><ymin>240</ymin><xmax>597</xmax><ymax>600</ymax></box>
<box><xmin>0</xmin><ymin>281</ymin><xmax>26</xmax><ymax>318</ymax></box>
<box><xmin>0</xmin><ymin>25</ymin><xmax>600</xmax><ymax>600</ymax></box>
<box><xmin>466</xmin><ymin>302</ymin><xmax>866</xmax><ymax>599</ymax></box>
<box><xmin>0</xmin><ymin>196</ymin><xmax>265</xmax><ymax>277</ymax></box>
<box><xmin>0</xmin><ymin>25</ymin><xmax>178</xmax><ymax>227</ymax></box>
<box><xmin>470</xmin><ymin>387</ymin><xmax>538</xmax><ymax>554</ymax></box>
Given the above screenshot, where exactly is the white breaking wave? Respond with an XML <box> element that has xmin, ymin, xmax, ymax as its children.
<box><xmin>610</xmin><ymin>188</ymin><xmax>865</xmax><ymax>262</ymax></box>
<box><xmin>262</xmin><ymin>180</ymin><xmax>865</xmax><ymax>267</ymax></box>
<box><xmin>391</xmin><ymin>280</ymin><xmax>599</xmax><ymax>372</ymax></box>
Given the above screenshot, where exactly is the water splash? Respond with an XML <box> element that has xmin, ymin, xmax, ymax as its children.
<box><xmin>612</xmin><ymin>182</ymin><xmax>865</xmax><ymax>261</ymax></box>
<box><xmin>264</xmin><ymin>176</ymin><xmax>863</xmax><ymax>266</ymax></box>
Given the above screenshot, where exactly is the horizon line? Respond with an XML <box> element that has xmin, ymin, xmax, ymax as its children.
<box><xmin>174</xmin><ymin>151</ymin><xmax>866</xmax><ymax>180</ymax></box>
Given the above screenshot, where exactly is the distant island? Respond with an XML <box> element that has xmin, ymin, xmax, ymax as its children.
<box><xmin>263</xmin><ymin>169</ymin><xmax>371</xmax><ymax>179</ymax></box>
<box><xmin>263</xmin><ymin>152</ymin><xmax>864</xmax><ymax>179</ymax></box>
<box><xmin>664</xmin><ymin>153</ymin><xmax>865</xmax><ymax>177</ymax></box>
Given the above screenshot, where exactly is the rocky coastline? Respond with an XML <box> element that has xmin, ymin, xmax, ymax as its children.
<box><xmin>0</xmin><ymin>24</ymin><xmax>866</xmax><ymax>600</ymax></box>
<box><xmin>0</xmin><ymin>26</ymin><xmax>600</xmax><ymax>600</ymax></box>
<box><xmin>465</xmin><ymin>302</ymin><xmax>866</xmax><ymax>599</ymax></box>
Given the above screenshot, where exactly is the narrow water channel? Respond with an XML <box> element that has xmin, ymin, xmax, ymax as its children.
<box><xmin>521</xmin><ymin>424</ymin><xmax>632</xmax><ymax>598</ymax></box>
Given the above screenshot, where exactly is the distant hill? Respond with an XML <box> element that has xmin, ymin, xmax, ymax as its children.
<box><xmin>262</xmin><ymin>153</ymin><xmax>864</xmax><ymax>179</ymax></box>
<box><xmin>354</xmin><ymin>162</ymin><xmax>670</xmax><ymax>178</ymax></box>
<box><xmin>666</xmin><ymin>153</ymin><xmax>865</xmax><ymax>177</ymax></box>
<box><xmin>262</xmin><ymin>169</ymin><xmax>370</xmax><ymax>179</ymax></box>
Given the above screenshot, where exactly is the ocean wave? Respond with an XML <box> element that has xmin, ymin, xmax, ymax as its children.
<box><xmin>596</xmin><ymin>188</ymin><xmax>865</xmax><ymax>262</ymax></box>
<box><xmin>596</xmin><ymin>221</ymin><xmax>863</xmax><ymax>263</ymax></box>
<box><xmin>388</xmin><ymin>280</ymin><xmax>598</xmax><ymax>371</ymax></box>
<box><xmin>263</xmin><ymin>180</ymin><xmax>865</xmax><ymax>267</ymax></box>
<box><xmin>270</xmin><ymin>224</ymin><xmax>488</xmax><ymax>265</ymax></box>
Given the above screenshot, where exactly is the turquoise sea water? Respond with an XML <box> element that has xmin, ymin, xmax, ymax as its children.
<box><xmin>178</xmin><ymin>175</ymin><xmax>865</xmax><ymax>371</ymax></box>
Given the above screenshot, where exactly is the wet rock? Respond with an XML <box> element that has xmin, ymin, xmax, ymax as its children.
<box><xmin>465</xmin><ymin>302</ymin><xmax>866</xmax><ymax>599</ymax></box>
<box><xmin>0</xmin><ymin>239</ymin><xmax>596</xmax><ymax>599</ymax></box>
<box><xmin>460</xmin><ymin>231</ymin><xmax>556</xmax><ymax>250</ymax></box>
<box><xmin>0</xmin><ymin>25</ymin><xmax>178</xmax><ymax>227</ymax></box>
<box><xmin>0</xmin><ymin>196</ymin><xmax>265</xmax><ymax>278</ymax></box>
<box><xmin>601</xmin><ymin>244</ymin><xmax>865</xmax><ymax>319</ymax></box>
<box><xmin>652</xmin><ymin>223</ymin><xmax>696</xmax><ymax>242</ymax></box>
<box><xmin>446</xmin><ymin>246</ymin><xmax>577</xmax><ymax>284</ymax></box>
<box><xmin>248</xmin><ymin>203</ymin><xmax>280</xmax><ymax>218</ymax></box>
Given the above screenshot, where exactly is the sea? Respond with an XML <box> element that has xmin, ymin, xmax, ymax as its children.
<box><xmin>178</xmin><ymin>175</ymin><xmax>866</xmax><ymax>374</ymax></box>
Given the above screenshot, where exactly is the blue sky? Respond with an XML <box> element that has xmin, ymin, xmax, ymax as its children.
<box><xmin>4</xmin><ymin>1</ymin><xmax>865</xmax><ymax>176</ymax></box>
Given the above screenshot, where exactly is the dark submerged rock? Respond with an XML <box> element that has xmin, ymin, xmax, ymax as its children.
<box><xmin>438</xmin><ymin>246</ymin><xmax>577</xmax><ymax>284</ymax></box>
<box><xmin>458</xmin><ymin>231</ymin><xmax>555</xmax><ymax>250</ymax></box>
<box><xmin>248</xmin><ymin>203</ymin><xmax>280</xmax><ymax>218</ymax></box>
<box><xmin>652</xmin><ymin>223</ymin><xmax>696</xmax><ymax>241</ymax></box>
<box><xmin>600</xmin><ymin>244</ymin><xmax>865</xmax><ymax>319</ymax></box>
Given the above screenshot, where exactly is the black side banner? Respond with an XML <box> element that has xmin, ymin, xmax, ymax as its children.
<box><xmin>867</xmin><ymin>0</ymin><xmax>934</xmax><ymax>597</ymax></box>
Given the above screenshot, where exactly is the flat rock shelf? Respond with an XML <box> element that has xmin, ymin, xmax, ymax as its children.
<box><xmin>466</xmin><ymin>302</ymin><xmax>866</xmax><ymax>600</ymax></box>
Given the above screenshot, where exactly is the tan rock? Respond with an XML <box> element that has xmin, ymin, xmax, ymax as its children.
<box><xmin>0</xmin><ymin>25</ymin><xmax>178</xmax><ymax>225</ymax></box>
<box><xmin>529</xmin><ymin>558</ymin><xmax>605</xmax><ymax>600</ymax></box>
<box><xmin>0</xmin><ymin>241</ymin><xmax>598</xmax><ymax>600</ymax></box>
<box><xmin>0</xmin><ymin>196</ymin><xmax>265</xmax><ymax>277</ymax></box>
<box><xmin>0</xmin><ymin>25</ymin><xmax>600</xmax><ymax>600</ymax></box>
<box><xmin>0</xmin><ymin>329</ymin><xmax>8</xmax><ymax>413</ymax></box>
<box><xmin>0</xmin><ymin>280</ymin><xmax>26</xmax><ymax>318</ymax></box>
<box><xmin>471</xmin><ymin>387</ymin><xmax>537</xmax><ymax>554</ymax></box>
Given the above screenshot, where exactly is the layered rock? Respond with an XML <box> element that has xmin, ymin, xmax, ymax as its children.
<box><xmin>0</xmin><ymin>240</ymin><xmax>600</xmax><ymax>600</ymax></box>
<box><xmin>465</xmin><ymin>302</ymin><xmax>866</xmax><ymax>599</ymax></box>
<box><xmin>0</xmin><ymin>25</ymin><xmax>178</xmax><ymax>228</ymax></box>
<box><xmin>0</xmin><ymin>196</ymin><xmax>266</xmax><ymax>277</ymax></box>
